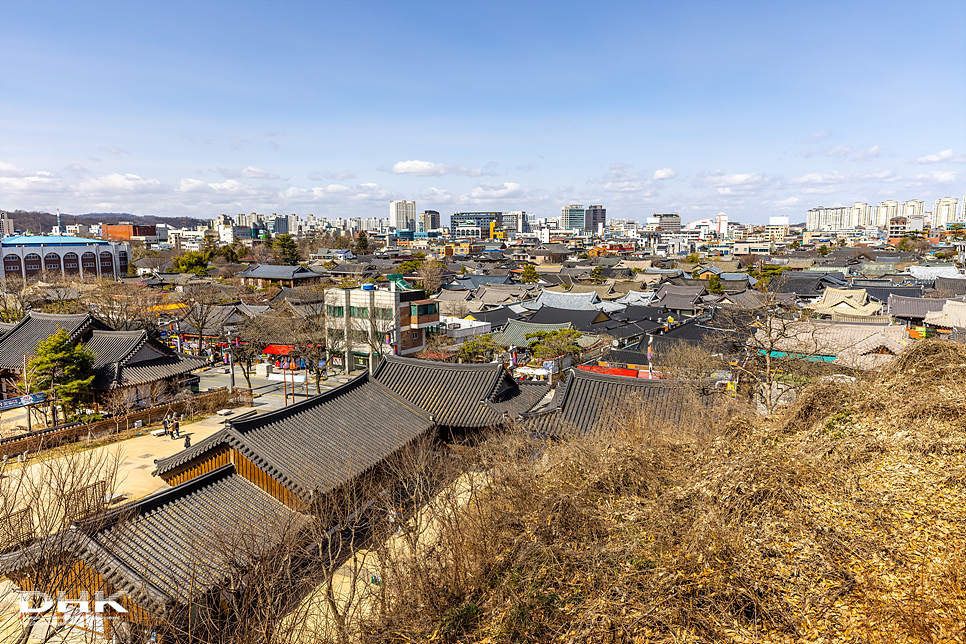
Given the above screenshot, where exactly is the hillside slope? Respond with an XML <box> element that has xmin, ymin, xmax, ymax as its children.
<box><xmin>362</xmin><ymin>341</ymin><xmax>966</xmax><ymax>643</ymax></box>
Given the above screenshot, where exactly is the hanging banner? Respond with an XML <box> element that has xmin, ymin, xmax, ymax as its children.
<box><xmin>0</xmin><ymin>392</ymin><xmax>45</xmax><ymax>411</ymax></box>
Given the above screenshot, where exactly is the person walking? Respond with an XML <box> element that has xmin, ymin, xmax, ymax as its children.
<box><xmin>183</xmin><ymin>434</ymin><xmax>191</xmax><ymax>448</ymax></box>
<box><xmin>162</xmin><ymin>417</ymin><xmax>169</xmax><ymax>437</ymax></box>
<box><xmin>172</xmin><ymin>419</ymin><xmax>180</xmax><ymax>439</ymax></box>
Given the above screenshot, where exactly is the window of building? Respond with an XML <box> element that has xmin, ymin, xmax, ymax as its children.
<box><xmin>412</xmin><ymin>332</ymin><xmax>418</xmax><ymax>339</ymax></box>
<box><xmin>373</xmin><ymin>307</ymin><xmax>394</xmax><ymax>320</ymax></box>
<box><xmin>349</xmin><ymin>306</ymin><xmax>369</xmax><ymax>318</ymax></box>
<box><xmin>326</xmin><ymin>305</ymin><xmax>344</xmax><ymax>317</ymax></box>
<box><xmin>411</xmin><ymin>303</ymin><xmax>438</xmax><ymax>317</ymax></box>
<box><xmin>5</xmin><ymin>265</ymin><xmax>18</xmax><ymax>271</ymax></box>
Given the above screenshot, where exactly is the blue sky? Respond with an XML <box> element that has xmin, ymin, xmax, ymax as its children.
<box><xmin>1</xmin><ymin>0</ymin><xmax>964</xmax><ymax>224</ymax></box>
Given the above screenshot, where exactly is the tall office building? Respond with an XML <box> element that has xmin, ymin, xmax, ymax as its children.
<box><xmin>560</xmin><ymin>204</ymin><xmax>585</xmax><ymax>231</ymax></box>
<box><xmin>932</xmin><ymin>197</ymin><xmax>959</xmax><ymax>228</ymax></box>
<box><xmin>390</xmin><ymin>200</ymin><xmax>416</xmax><ymax>231</ymax></box>
<box><xmin>417</xmin><ymin>210</ymin><xmax>441</xmax><ymax>233</ymax></box>
<box><xmin>585</xmin><ymin>205</ymin><xmax>606</xmax><ymax>233</ymax></box>
<box><xmin>509</xmin><ymin>211</ymin><xmax>531</xmax><ymax>234</ymax></box>
<box><xmin>653</xmin><ymin>213</ymin><xmax>681</xmax><ymax>231</ymax></box>
<box><xmin>451</xmin><ymin>212</ymin><xmax>501</xmax><ymax>229</ymax></box>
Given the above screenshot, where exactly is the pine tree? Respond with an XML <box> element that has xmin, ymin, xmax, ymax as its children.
<box><xmin>356</xmin><ymin>230</ymin><xmax>370</xmax><ymax>254</ymax></box>
<box><xmin>272</xmin><ymin>233</ymin><xmax>300</xmax><ymax>265</ymax></box>
<box><xmin>28</xmin><ymin>329</ymin><xmax>95</xmax><ymax>422</ymax></box>
<box><xmin>520</xmin><ymin>264</ymin><xmax>539</xmax><ymax>283</ymax></box>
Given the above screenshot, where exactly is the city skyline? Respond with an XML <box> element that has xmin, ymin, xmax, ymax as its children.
<box><xmin>1</xmin><ymin>0</ymin><xmax>964</xmax><ymax>224</ymax></box>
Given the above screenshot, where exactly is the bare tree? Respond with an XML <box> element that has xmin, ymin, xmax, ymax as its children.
<box><xmin>0</xmin><ymin>276</ymin><xmax>35</xmax><ymax>322</ymax></box>
<box><xmin>180</xmin><ymin>284</ymin><xmax>225</xmax><ymax>357</ymax></box>
<box><xmin>416</xmin><ymin>261</ymin><xmax>445</xmax><ymax>295</ymax></box>
<box><xmin>87</xmin><ymin>280</ymin><xmax>163</xmax><ymax>331</ymax></box>
<box><xmin>0</xmin><ymin>448</ymin><xmax>122</xmax><ymax>644</ymax></box>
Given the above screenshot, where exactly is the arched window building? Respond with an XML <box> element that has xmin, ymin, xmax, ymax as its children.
<box><xmin>0</xmin><ymin>235</ymin><xmax>131</xmax><ymax>281</ymax></box>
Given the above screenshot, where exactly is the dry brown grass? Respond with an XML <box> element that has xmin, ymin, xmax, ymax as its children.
<box><xmin>358</xmin><ymin>342</ymin><xmax>966</xmax><ymax>643</ymax></box>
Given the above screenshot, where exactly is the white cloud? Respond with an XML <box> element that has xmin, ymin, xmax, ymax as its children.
<box><xmin>652</xmin><ymin>167</ymin><xmax>677</xmax><ymax>180</ymax></box>
<box><xmin>696</xmin><ymin>171</ymin><xmax>771</xmax><ymax>196</ymax></box>
<box><xmin>905</xmin><ymin>170</ymin><xmax>958</xmax><ymax>188</ymax></box>
<box><xmin>219</xmin><ymin>166</ymin><xmax>281</xmax><ymax>180</ymax></box>
<box><xmin>915</xmin><ymin>149</ymin><xmax>966</xmax><ymax>164</ymax></box>
<box><xmin>418</xmin><ymin>187</ymin><xmax>454</xmax><ymax>204</ymax></box>
<box><xmin>827</xmin><ymin>145</ymin><xmax>852</xmax><ymax>159</ymax></box>
<box><xmin>77</xmin><ymin>173</ymin><xmax>164</xmax><ymax>194</ymax></box>
<box><xmin>852</xmin><ymin>146</ymin><xmax>884</xmax><ymax>162</ymax></box>
<box><xmin>384</xmin><ymin>160</ymin><xmax>497</xmax><ymax>177</ymax></box>
<box><xmin>459</xmin><ymin>181</ymin><xmax>529</xmax><ymax>204</ymax></box>
<box><xmin>308</xmin><ymin>170</ymin><xmax>356</xmax><ymax>181</ymax></box>
<box><xmin>790</xmin><ymin>168</ymin><xmax>900</xmax><ymax>187</ymax></box>
<box><xmin>98</xmin><ymin>146</ymin><xmax>129</xmax><ymax>155</ymax></box>
<box><xmin>768</xmin><ymin>197</ymin><xmax>801</xmax><ymax>209</ymax></box>
<box><xmin>806</xmin><ymin>130</ymin><xmax>833</xmax><ymax>143</ymax></box>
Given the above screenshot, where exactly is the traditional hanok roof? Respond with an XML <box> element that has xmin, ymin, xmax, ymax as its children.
<box><xmin>527</xmin><ymin>306</ymin><xmax>609</xmax><ymax>331</ymax></box>
<box><xmin>0</xmin><ymin>312</ymin><xmax>107</xmax><ymax>369</ymax></box>
<box><xmin>155</xmin><ymin>373</ymin><xmax>435</xmax><ymax>500</ymax></box>
<box><xmin>372</xmin><ymin>355</ymin><xmax>549</xmax><ymax>428</ymax></box>
<box><xmin>887</xmin><ymin>295</ymin><xmax>947</xmax><ymax>320</ymax></box>
<box><xmin>908</xmin><ymin>265</ymin><xmax>961</xmax><ymax>280</ymax></box>
<box><xmin>236</xmin><ymin>264</ymin><xmax>320</xmax><ymax>280</ymax></box>
<box><xmin>809</xmin><ymin>288</ymin><xmax>882</xmax><ymax>317</ymax></box>
<box><xmin>464</xmin><ymin>306</ymin><xmax>521</xmax><ymax>331</ymax></box>
<box><xmin>864</xmin><ymin>286</ymin><xmax>924</xmax><ymax>302</ymax></box>
<box><xmin>444</xmin><ymin>274</ymin><xmax>512</xmax><ymax>290</ymax></box>
<box><xmin>520</xmin><ymin>368</ymin><xmax>713</xmax><ymax>436</ymax></box>
<box><xmin>614</xmin><ymin>290</ymin><xmax>657</xmax><ymax>306</ymax></box>
<box><xmin>522</xmin><ymin>290</ymin><xmax>600</xmax><ymax>311</ymax></box>
<box><xmin>0</xmin><ymin>464</ymin><xmax>310</xmax><ymax>613</ymax></box>
<box><xmin>86</xmin><ymin>330</ymin><xmax>207</xmax><ymax>390</ymax></box>
<box><xmin>924</xmin><ymin>300</ymin><xmax>966</xmax><ymax>329</ymax></box>
<box><xmin>933</xmin><ymin>276</ymin><xmax>966</xmax><ymax>296</ymax></box>
<box><xmin>829</xmin><ymin>312</ymin><xmax>893</xmax><ymax>324</ymax></box>
<box><xmin>493</xmin><ymin>318</ymin><xmax>572</xmax><ymax>347</ymax></box>
<box><xmin>754</xmin><ymin>320</ymin><xmax>910</xmax><ymax>364</ymax></box>
<box><xmin>547</xmin><ymin>283</ymin><xmax>622</xmax><ymax>300</ymax></box>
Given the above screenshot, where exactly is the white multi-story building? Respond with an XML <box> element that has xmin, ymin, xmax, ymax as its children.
<box><xmin>932</xmin><ymin>197</ymin><xmax>960</xmax><ymax>228</ymax></box>
<box><xmin>873</xmin><ymin>200</ymin><xmax>899</xmax><ymax>228</ymax></box>
<box><xmin>806</xmin><ymin>206</ymin><xmax>853</xmax><ymax>231</ymax></box>
<box><xmin>900</xmin><ymin>199</ymin><xmax>925</xmax><ymax>222</ymax></box>
<box><xmin>852</xmin><ymin>202</ymin><xmax>872</xmax><ymax>227</ymax></box>
<box><xmin>389</xmin><ymin>200</ymin><xmax>416</xmax><ymax>231</ymax></box>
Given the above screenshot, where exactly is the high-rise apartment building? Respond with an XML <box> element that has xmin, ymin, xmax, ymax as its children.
<box><xmin>932</xmin><ymin>197</ymin><xmax>960</xmax><ymax>228</ymax></box>
<box><xmin>390</xmin><ymin>200</ymin><xmax>417</xmax><ymax>231</ymax></box>
<box><xmin>585</xmin><ymin>205</ymin><xmax>606</xmax><ymax>233</ymax></box>
<box><xmin>900</xmin><ymin>200</ymin><xmax>925</xmax><ymax>222</ymax></box>
<box><xmin>873</xmin><ymin>201</ymin><xmax>899</xmax><ymax>228</ymax></box>
<box><xmin>560</xmin><ymin>204</ymin><xmax>585</xmax><ymax>231</ymax></box>
<box><xmin>852</xmin><ymin>202</ymin><xmax>871</xmax><ymax>227</ymax></box>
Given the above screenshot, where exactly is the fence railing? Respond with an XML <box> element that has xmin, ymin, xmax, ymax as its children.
<box><xmin>0</xmin><ymin>387</ymin><xmax>253</xmax><ymax>459</ymax></box>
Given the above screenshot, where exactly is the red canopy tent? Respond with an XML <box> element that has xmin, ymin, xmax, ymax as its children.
<box><xmin>263</xmin><ymin>344</ymin><xmax>294</xmax><ymax>355</ymax></box>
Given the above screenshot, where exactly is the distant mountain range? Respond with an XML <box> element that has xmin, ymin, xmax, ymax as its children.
<box><xmin>0</xmin><ymin>209</ymin><xmax>210</xmax><ymax>234</ymax></box>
